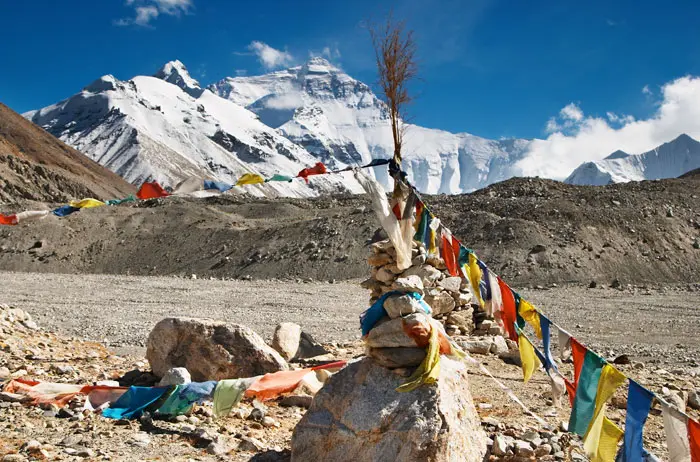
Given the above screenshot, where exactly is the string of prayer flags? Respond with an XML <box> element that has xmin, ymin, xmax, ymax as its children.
<box><xmin>620</xmin><ymin>380</ymin><xmax>655</xmax><ymax>462</ymax></box>
<box><xmin>137</xmin><ymin>181</ymin><xmax>170</xmax><ymax>200</ymax></box>
<box><xmin>235</xmin><ymin>173</ymin><xmax>265</xmax><ymax>186</ymax></box>
<box><xmin>582</xmin><ymin>364</ymin><xmax>626</xmax><ymax>462</ymax></box>
<box><xmin>297</xmin><ymin>161</ymin><xmax>327</xmax><ymax>183</ymax></box>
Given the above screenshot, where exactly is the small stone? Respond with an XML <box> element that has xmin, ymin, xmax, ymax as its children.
<box><xmin>76</xmin><ymin>449</ymin><xmax>95</xmax><ymax>458</ymax></box>
<box><xmin>0</xmin><ymin>367</ymin><xmax>9</xmax><ymax>380</ymax></box>
<box><xmin>280</xmin><ymin>395</ymin><xmax>313</xmax><ymax>408</ymax></box>
<box><xmin>262</xmin><ymin>416</ymin><xmax>279</xmax><ymax>428</ymax></box>
<box><xmin>613</xmin><ymin>354</ymin><xmax>631</xmax><ymax>365</ymax></box>
<box><xmin>437</xmin><ymin>277</ymin><xmax>461</xmax><ymax>293</ymax></box>
<box><xmin>3</xmin><ymin>455</ymin><xmax>26</xmax><ymax>462</ymax></box>
<box><xmin>491</xmin><ymin>434</ymin><xmax>510</xmax><ymax>456</ymax></box>
<box><xmin>248</xmin><ymin>407</ymin><xmax>265</xmax><ymax>422</ymax></box>
<box><xmin>391</xmin><ymin>275</ymin><xmax>424</xmax><ymax>295</ymax></box>
<box><xmin>536</xmin><ymin>444</ymin><xmax>553</xmax><ymax>457</ymax></box>
<box><xmin>459</xmin><ymin>339</ymin><xmax>492</xmax><ymax>355</ymax></box>
<box><xmin>688</xmin><ymin>390</ymin><xmax>700</xmax><ymax>411</ymax></box>
<box><xmin>515</xmin><ymin>440</ymin><xmax>535</xmax><ymax>457</ymax></box>
<box><xmin>158</xmin><ymin>367</ymin><xmax>191</xmax><ymax>386</ymax></box>
<box><xmin>589</xmin><ymin>280</ymin><xmax>597</xmax><ymax>288</ymax></box>
<box><xmin>521</xmin><ymin>431</ymin><xmax>539</xmax><ymax>442</ymax></box>
<box><xmin>0</xmin><ymin>392</ymin><xmax>29</xmax><ymax>403</ymax></box>
<box><xmin>238</xmin><ymin>436</ymin><xmax>266</xmax><ymax>452</ymax></box>
<box><xmin>490</xmin><ymin>336</ymin><xmax>509</xmax><ymax>355</ymax></box>
<box><xmin>206</xmin><ymin>442</ymin><xmax>228</xmax><ymax>456</ymax></box>
<box><xmin>129</xmin><ymin>433</ymin><xmax>151</xmax><ymax>448</ymax></box>
<box><xmin>57</xmin><ymin>408</ymin><xmax>75</xmax><ymax>419</ymax></box>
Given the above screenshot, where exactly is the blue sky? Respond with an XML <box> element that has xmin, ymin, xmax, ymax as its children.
<box><xmin>2</xmin><ymin>0</ymin><xmax>700</xmax><ymax>141</ymax></box>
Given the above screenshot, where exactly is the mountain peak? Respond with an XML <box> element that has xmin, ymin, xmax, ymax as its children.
<box><xmin>301</xmin><ymin>57</ymin><xmax>339</xmax><ymax>73</ymax></box>
<box><xmin>154</xmin><ymin>60</ymin><xmax>203</xmax><ymax>97</ymax></box>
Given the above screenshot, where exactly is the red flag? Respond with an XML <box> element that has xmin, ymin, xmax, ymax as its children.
<box><xmin>568</xmin><ymin>338</ymin><xmax>588</xmax><ymax>406</ymax></box>
<box><xmin>442</xmin><ymin>235</ymin><xmax>459</xmax><ymax>277</ymax></box>
<box><xmin>297</xmin><ymin>162</ymin><xmax>327</xmax><ymax>183</ymax></box>
<box><xmin>498</xmin><ymin>276</ymin><xmax>518</xmax><ymax>342</ymax></box>
<box><xmin>0</xmin><ymin>214</ymin><xmax>18</xmax><ymax>226</ymax></box>
<box><xmin>689</xmin><ymin>418</ymin><xmax>700</xmax><ymax>461</ymax></box>
<box><xmin>136</xmin><ymin>181</ymin><xmax>170</xmax><ymax>200</ymax></box>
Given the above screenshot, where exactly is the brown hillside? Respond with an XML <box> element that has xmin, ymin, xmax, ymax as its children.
<box><xmin>0</xmin><ymin>102</ymin><xmax>134</xmax><ymax>203</ymax></box>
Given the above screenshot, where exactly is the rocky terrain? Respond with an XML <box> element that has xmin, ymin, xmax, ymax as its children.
<box><xmin>0</xmin><ymin>103</ymin><xmax>134</xmax><ymax>203</ymax></box>
<box><xmin>2</xmin><ymin>173</ymin><xmax>700</xmax><ymax>286</ymax></box>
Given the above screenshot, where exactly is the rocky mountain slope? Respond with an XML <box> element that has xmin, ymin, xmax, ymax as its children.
<box><xmin>565</xmin><ymin>133</ymin><xmax>700</xmax><ymax>185</ymax></box>
<box><xmin>24</xmin><ymin>62</ymin><xmax>359</xmax><ymax>198</ymax></box>
<box><xmin>210</xmin><ymin>57</ymin><xmax>532</xmax><ymax>194</ymax></box>
<box><xmin>1</xmin><ymin>173</ymin><xmax>699</xmax><ymax>286</ymax></box>
<box><xmin>0</xmin><ymin>103</ymin><xmax>134</xmax><ymax>204</ymax></box>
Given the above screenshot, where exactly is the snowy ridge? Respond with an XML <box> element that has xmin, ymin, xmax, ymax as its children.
<box><xmin>565</xmin><ymin>134</ymin><xmax>700</xmax><ymax>185</ymax></box>
<box><xmin>209</xmin><ymin>57</ymin><xmax>531</xmax><ymax>194</ymax></box>
<box><xmin>24</xmin><ymin>64</ymin><xmax>362</xmax><ymax>198</ymax></box>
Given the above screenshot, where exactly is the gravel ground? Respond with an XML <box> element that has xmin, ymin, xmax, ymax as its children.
<box><xmin>1</xmin><ymin>271</ymin><xmax>699</xmax><ymax>371</ymax></box>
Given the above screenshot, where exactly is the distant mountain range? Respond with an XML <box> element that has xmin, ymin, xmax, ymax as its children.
<box><xmin>21</xmin><ymin>58</ymin><xmax>700</xmax><ymax>196</ymax></box>
<box><xmin>564</xmin><ymin>134</ymin><xmax>700</xmax><ymax>185</ymax></box>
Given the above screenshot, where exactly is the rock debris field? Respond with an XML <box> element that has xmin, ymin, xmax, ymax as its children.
<box><xmin>1</xmin><ymin>270</ymin><xmax>698</xmax><ymax>370</ymax></box>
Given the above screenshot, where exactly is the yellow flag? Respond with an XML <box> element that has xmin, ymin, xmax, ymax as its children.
<box><xmin>69</xmin><ymin>198</ymin><xmax>105</xmax><ymax>209</ymax></box>
<box><xmin>235</xmin><ymin>173</ymin><xmax>265</xmax><ymax>186</ymax></box>
<box><xmin>518</xmin><ymin>299</ymin><xmax>542</xmax><ymax>339</ymax></box>
<box><xmin>468</xmin><ymin>253</ymin><xmax>484</xmax><ymax>308</ymax></box>
<box><xmin>518</xmin><ymin>332</ymin><xmax>540</xmax><ymax>383</ymax></box>
<box><xmin>397</xmin><ymin>321</ymin><xmax>441</xmax><ymax>392</ymax></box>
<box><xmin>583</xmin><ymin>364</ymin><xmax>627</xmax><ymax>461</ymax></box>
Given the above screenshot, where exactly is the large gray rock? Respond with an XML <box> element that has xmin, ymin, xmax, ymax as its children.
<box><xmin>365</xmin><ymin>313</ymin><xmax>431</xmax><ymax>349</ymax></box>
<box><xmin>271</xmin><ymin>322</ymin><xmax>302</xmax><ymax>360</ymax></box>
<box><xmin>383</xmin><ymin>294</ymin><xmax>427</xmax><ymax>319</ymax></box>
<box><xmin>424</xmin><ymin>290</ymin><xmax>456</xmax><ymax>315</ymax></box>
<box><xmin>146</xmin><ymin>317</ymin><xmax>288</xmax><ymax>381</ymax></box>
<box><xmin>368</xmin><ymin>347</ymin><xmax>426</xmax><ymax>368</ymax></box>
<box><xmin>291</xmin><ymin>357</ymin><xmax>487</xmax><ymax>462</ymax></box>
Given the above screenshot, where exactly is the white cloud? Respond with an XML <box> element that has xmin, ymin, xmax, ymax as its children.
<box><xmin>235</xmin><ymin>69</ymin><xmax>247</xmax><ymax>77</ymax></box>
<box><xmin>115</xmin><ymin>0</ymin><xmax>192</xmax><ymax>27</ymax></box>
<box><xmin>247</xmin><ymin>41</ymin><xmax>294</xmax><ymax>69</ymax></box>
<box><xmin>642</xmin><ymin>84</ymin><xmax>652</xmax><ymax>95</ymax></box>
<box><xmin>264</xmin><ymin>92</ymin><xmax>304</xmax><ymax>110</ymax></box>
<box><xmin>516</xmin><ymin>75</ymin><xmax>700</xmax><ymax>180</ymax></box>
<box><xmin>560</xmin><ymin>103</ymin><xmax>583</xmax><ymax>121</ymax></box>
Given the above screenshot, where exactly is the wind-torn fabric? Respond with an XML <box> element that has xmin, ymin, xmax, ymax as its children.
<box><xmin>0</xmin><ymin>213</ymin><xmax>19</xmax><ymax>225</ymax></box>
<box><xmin>518</xmin><ymin>330</ymin><xmax>541</xmax><ymax>383</ymax></box>
<box><xmin>689</xmin><ymin>418</ymin><xmax>700</xmax><ymax>461</ymax></box>
<box><xmin>137</xmin><ymin>181</ymin><xmax>170</xmax><ymax>200</ymax></box>
<box><xmin>69</xmin><ymin>198</ymin><xmax>106</xmax><ymax>209</ymax></box>
<box><xmin>213</xmin><ymin>379</ymin><xmax>249</xmax><ymax>417</ymax></box>
<box><xmin>203</xmin><ymin>180</ymin><xmax>234</xmax><ymax>191</ymax></box>
<box><xmin>583</xmin><ymin>364</ymin><xmax>626</xmax><ymax>461</ymax></box>
<box><xmin>539</xmin><ymin>314</ymin><xmax>557</xmax><ymax>371</ymax></box>
<box><xmin>83</xmin><ymin>386</ymin><xmax>128</xmax><ymax>411</ymax></box>
<box><xmin>620</xmin><ymin>380</ymin><xmax>655</xmax><ymax>462</ymax></box>
<box><xmin>101</xmin><ymin>386</ymin><xmax>174</xmax><ymax>420</ymax></box>
<box><xmin>661</xmin><ymin>399</ymin><xmax>691</xmax><ymax>462</ymax></box>
<box><xmin>157</xmin><ymin>381</ymin><xmax>217</xmax><ymax>416</ymax></box>
<box><xmin>297</xmin><ymin>162</ymin><xmax>327</xmax><ymax>183</ymax></box>
<box><xmin>396</xmin><ymin>321</ymin><xmax>441</xmax><ymax>392</ymax></box>
<box><xmin>354</xmin><ymin>170</ymin><xmax>411</xmax><ymax>270</ymax></box>
<box><xmin>235</xmin><ymin>173</ymin><xmax>266</xmax><ymax>186</ymax></box>
<box><xmin>569</xmin><ymin>350</ymin><xmax>606</xmax><ymax>436</ymax></box>
<box><xmin>15</xmin><ymin>210</ymin><xmax>50</xmax><ymax>222</ymax></box>
<box><xmin>441</xmin><ymin>230</ymin><xmax>459</xmax><ymax>277</ymax></box>
<box><xmin>518</xmin><ymin>298</ymin><xmax>542</xmax><ymax>339</ymax></box>
<box><xmin>414</xmin><ymin>201</ymin><xmax>429</xmax><ymax>242</ymax></box>
<box><xmin>3</xmin><ymin>379</ymin><xmax>84</xmax><ymax>407</ymax></box>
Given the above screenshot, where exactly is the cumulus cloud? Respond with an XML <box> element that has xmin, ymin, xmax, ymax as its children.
<box><xmin>115</xmin><ymin>0</ymin><xmax>192</xmax><ymax>27</ymax></box>
<box><xmin>264</xmin><ymin>93</ymin><xmax>304</xmax><ymax>110</ymax></box>
<box><xmin>246</xmin><ymin>41</ymin><xmax>294</xmax><ymax>69</ymax></box>
<box><xmin>516</xmin><ymin>75</ymin><xmax>700</xmax><ymax>180</ymax></box>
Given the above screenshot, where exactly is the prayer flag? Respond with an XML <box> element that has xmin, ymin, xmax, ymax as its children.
<box><xmin>442</xmin><ymin>231</ymin><xmax>459</xmax><ymax>277</ymax></box>
<box><xmin>689</xmin><ymin>418</ymin><xmax>700</xmax><ymax>461</ymax></box>
<box><xmin>518</xmin><ymin>298</ymin><xmax>542</xmax><ymax>339</ymax></box>
<box><xmin>69</xmin><ymin>198</ymin><xmax>105</xmax><ymax>209</ymax></box>
<box><xmin>137</xmin><ymin>181</ymin><xmax>169</xmax><ymax>200</ymax></box>
<box><xmin>0</xmin><ymin>214</ymin><xmax>18</xmax><ymax>225</ymax></box>
<box><xmin>518</xmin><ymin>330</ymin><xmax>541</xmax><ymax>383</ymax></box>
<box><xmin>661</xmin><ymin>399</ymin><xmax>691</xmax><ymax>462</ymax></box>
<box><xmin>539</xmin><ymin>313</ymin><xmax>556</xmax><ymax>371</ymax></box>
<box><xmin>468</xmin><ymin>252</ymin><xmax>484</xmax><ymax>308</ymax></box>
<box><xmin>265</xmin><ymin>174</ymin><xmax>293</xmax><ymax>183</ymax></box>
<box><xmin>213</xmin><ymin>379</ymin><xmax>248</xmax><ymax>417</ymax></box>
<box><xmin>569</xmin><ymin>349</ymin><xmax>606</xmax><ymax>436</ymax></box>
<box><xmin>105</xmin><ymin>195</ymin><xmax>136</xmax><ymax>206</ymax></box>
<box><xmin>583</xmin><ymin>364</ymin><xmax>626</xmax><ymax>461</ymax></box>
<box><xmin>235</xmin><ymin>173</ymin><xmax>265</xmax><ymax>186</ymax></box>
<box><xmin>15</xmin><ymin>210</ymin><xmax>49</xmax><ymax>222</ymax></box>
<box><xmin>52</xmin><ymin>205</ymin><xmax>80</xmax><ymax>217</ymax></box>
<box><xmin>621</xmin><ymin>380</ymin><xmax>654</xmax><ymax>462</ymax></box>
<box><xmin>497</xmin><ymin>277</ymin><xmax>518</xmax><ymax>341</ymax></box>
<box><xmin>101</xmin><ymin>386</ymin><xmax>173</xmax><ymax>420</ymax></box>
<box><xmin>396</xmin><ymin>321</ymin><xmax>441</xmax><ymax>392</ymax></box>
<box><xmin>297</xmin><ymin>162</ymin><xmax>327</xmax><ymax>183</ymax></box>
<box><xmin>203</xmin><ymin>180</ymin><xmax>234</xmax><ymax>191</ymax></box>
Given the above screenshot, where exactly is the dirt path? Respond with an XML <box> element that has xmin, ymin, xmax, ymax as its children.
<box><xmin>1</xmin><ymin>271</ymin><xmax>699</xmax><ymax>371</ymax></box>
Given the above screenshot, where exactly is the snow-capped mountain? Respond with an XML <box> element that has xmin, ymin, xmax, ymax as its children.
<box><xmin>209</xmin><ymin>57</ymin><xmax>531</xmax><ymax>194</ymax></box>
<box><xmin>565</xmin><ymin>134</ymin><xmax>700</xmax><ymax>185</ymax></box>
<box><xmin>24</xmin><ymin>61</ymin><xmax>358</xmax><ymax>197</ymax></box>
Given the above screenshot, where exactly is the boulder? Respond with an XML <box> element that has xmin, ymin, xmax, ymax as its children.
<box><xmin>401</xmin><ymin>264</ymin><xmax>442</xmax><ymax>286</ymax></box>
<box><xmin>446</xmin><ymin>309</ymin><xmax>474</xmax><ymax>334</ymax></box>
<box><xmin>146</xmin><ymin>317</ymin><xmax>288</xmax><ymax>381</ymax></box>
<box><xmin>391</xmin><ymin>276</ymin><xmax>424</xmax><ymax>295</ymax></box>
<box><xmin>291</xmin><ymin>357</ymin><xmax>487</xmax><ymax>462</ymax></box>
<box><xmin>368</xmin><ymin>347</ymin><xmax>426</xmax><ymax>368</ymax></box>
<box><xmin>296</xmin><ymin>331</ymin><xmax>329</xmax><ymax>359</ymax></box>
<box><xmin>271</xmin><ymin>322</ymin><xmax>302</xmax><ymax>360</ymax></box>
<box><xmin>424</xmin><ymin>290</ymin><xmax>456</xmax><ymax>315</ymax></box>
<box><xmin>490</xmin><ymin>336</ymin><xmax>509</xmax><ymax>355</ymax></box>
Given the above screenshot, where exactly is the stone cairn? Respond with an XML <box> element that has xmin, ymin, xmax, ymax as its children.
<box><xmin>361</xmin><ymin>238</ymin><xmax>512</xmax><ymax>362</ymax></box>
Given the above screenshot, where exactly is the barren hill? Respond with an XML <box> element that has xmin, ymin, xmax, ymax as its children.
<box><xmin>0</xmin><ymin>102</ymin><xmax>134</xmax><ymax>203</ymax></box>
<box><xmin>1</xmin><ymin>174</ymin><xmax>699</xmax><ymax>286</ymax></box>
